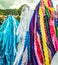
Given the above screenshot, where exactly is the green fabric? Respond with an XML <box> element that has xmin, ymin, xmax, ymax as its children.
<box><xmin>45</xmin><ymin>6</ymin><xmax>50</xmax><ymax>19</ymax></box>
<box><xmin>55</xmin><ymin>26</ymin><xmax>58</xmax><ymax>39</ymax></box>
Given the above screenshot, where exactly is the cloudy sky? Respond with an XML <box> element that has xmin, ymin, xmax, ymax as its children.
<box><xmin>0</xmin><ymin>0</ymin><xmax>58</xmax><ymax>10</ymax></box>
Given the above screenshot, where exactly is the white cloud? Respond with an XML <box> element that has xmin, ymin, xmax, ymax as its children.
<box><xmin>0</xmin><ymin>0</ymin><xmax>16</xmax><ymax>9</ymax></box>
<box><xmin>10</xmin><ymin>0</ymin><xmax>40</xmax><ymax>10</ymax></box>
<box><xmin>0</xmin><ymin>0</ymin><xmax>58</xmax><ymax>10</ymax></box>
<box><xmin>10</xmin><ymin>0</ymin><xmax>58</xmax><ymax>10</ymax></box>
<box><xmin>0</xmin><ymin>4</ymin><xmax>4</xmax><ymax>9</ymax></box>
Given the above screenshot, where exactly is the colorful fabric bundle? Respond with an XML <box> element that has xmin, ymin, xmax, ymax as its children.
<box><xmin>14</xmin><ymin>0</ymin><xmax>58</xmax><ymax>65</ymax></box>
<box><xmin>29</xmin><ymin>0</ymin><xmax>57</xmax><ymax>65</ymax></box>
<box><xmin>29</xmin><ymin>2</ymin><xmax>44</xmax><ymax>65</ymax></box>
<box><xmin>0</xmin><ymin>15</ymin><xmax>19</xmax><ymax>65</ymax></box>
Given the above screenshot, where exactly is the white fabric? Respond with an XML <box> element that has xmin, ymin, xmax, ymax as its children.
<box><xmin>13</xmin><ymin>5</ymin><xmax>34</xmax><ymax>65</ymax></box>
<box><xmin>21</xmin><ymin>47</ymin><xmax>28</xmax><ymax>65</ymax></box>
<box><xmin>51</xmin><ymin>52</ymin><xmax>58</xmax><ymax>65</ymax></box>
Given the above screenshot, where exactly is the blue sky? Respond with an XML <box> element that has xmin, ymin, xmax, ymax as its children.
<box><xmin>0</xmin><ymin>0</ymin><xmax>58</xmax><ymax>10</ymax></box>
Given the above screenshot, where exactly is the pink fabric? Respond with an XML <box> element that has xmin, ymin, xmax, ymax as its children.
<box><xmin>34</xmin><ymin>17</ymin><xmax>43</xmax><ymax>65</ymax></box>
<box><xmin>49</xmin><ymin>18</ymin><xmax>58</xmax><ymax>51</ymax></box>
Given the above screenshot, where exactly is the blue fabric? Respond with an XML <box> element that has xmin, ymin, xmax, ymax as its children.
<box><xmin>54</xmin><ymin>18</ymin><xmax>58</xmax><ymax>27</ymax></box>
<box><xmin>54</xmin><ymin>17</ymin><xmax>58</xmax><ymax>39</ymax></box>
<box><xmin>0</xmin><ymin>15</ymin><xmax>19</xmax><ymax>65</ymax></box>
<box><xmin>18</xmin><ymin>31</ymin><xmax>30</xmax><ymax>65</ymax></box>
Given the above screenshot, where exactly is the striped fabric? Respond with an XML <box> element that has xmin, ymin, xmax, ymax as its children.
<box><xmin>29</xmin><ymin>0</ymin><xmax>57</xmax><ymax>65</ymax></box>
<box><xmin>15</xmin><ymin>0</ymin><xmax>58</xmax><ymax>65</ymax></box>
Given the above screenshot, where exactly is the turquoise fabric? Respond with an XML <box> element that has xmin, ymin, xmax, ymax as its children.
<box><xmin>0</xmin><ymin>15</ymin><xmax>19</xmax><ymax>65</ymax></box>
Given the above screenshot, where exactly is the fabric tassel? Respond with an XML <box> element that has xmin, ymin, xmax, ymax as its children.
<box><xmin>39</xmin><ymin>6</ymin><xmax>50</xmax><ymax>65</ymax></box>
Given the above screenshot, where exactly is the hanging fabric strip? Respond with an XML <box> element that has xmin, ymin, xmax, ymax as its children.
<box><xmin>44</xmin><ymin>0</ymin><xmax>54</xmax><ymax>12</ymax></box>
<box><xmin>0</xmin><ymin>15</ymin><xmax>19</xmax><ymax>65</ymax></box>
<box><xmin>48</xmin><ymin>0</ymin><xmax>55</xmax><ymax>20</ymax></box>
<box><xmin>29</xmin><ymin>11</ymin><xmax>38</xmax><ymax>65</ymax></box>
<box><xmin>54</xmin><ymin>18</ymin><xmax>58</xmax><ymax>39</ymax></box>
<box><xmin>39</xmin><ymin>6</ymin><xmax>50</xmax><ymax>65</ymax></box>
<box><xmin>34</xmin><ymin>2</ymin><xmax>44</xmax><ymax>65</ymax></box>
<box><xmin>44</xmin><ymin>6</ymin><xmax>56</xmax><ymax>57</ymax></box>
<box><xmin>54</xmin><ymin>18</ymin><xmax>58</xmax><ymax>51</ymax></box>
<box><xmin>47</xmin><ymin>0</ymin><xmax>58</xmax><ymax>51</ymax></box>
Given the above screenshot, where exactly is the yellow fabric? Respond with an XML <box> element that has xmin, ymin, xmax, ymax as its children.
<box><xmin>39</xmin><ymin>6</ymin><xmax>50</xmax><ymax>65</ymax></box>
<box><xmin>44</xmin><ymin>0</ymin><xmax>54</xmax><ymax>12</ymax></box>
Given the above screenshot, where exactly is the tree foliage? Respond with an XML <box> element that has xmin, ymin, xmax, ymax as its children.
<box><xmin>0</xmin><ymin>9</ymin><xmax>18</xmax><ymax>15</ymax></box>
